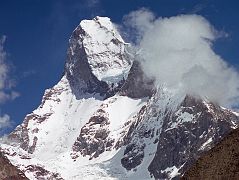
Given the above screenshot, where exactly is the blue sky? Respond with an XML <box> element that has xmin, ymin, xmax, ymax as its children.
<box><xmin>0</xmin><ymin>0</ymin><xmax>239</xmax><ymax>134</ymax></box>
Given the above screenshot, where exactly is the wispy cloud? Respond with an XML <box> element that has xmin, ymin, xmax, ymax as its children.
<box><xmin>0</xmin><ymin>114</ymin><xmax>12</xmax><ymax>129</ymax></box>
<box><xmin>86</xmin><ymin>0</ymin><xmax>100</xmax><ymax>8</ymax></box>
<box><xmin>0</xmin><ymin>36</ymin><xmax>19</xmax><ymax>103</ymax></box>
<box><xmin>190</xmin><ymin>3</ymin><xmax>207</xmax><ymax>14</ymax></box>
<box><xmin>124</xmin><ymin>9</ymin><xmax>239</xmax><ymax>108</ymax></box>
<box><xmin>22</xmin><ymin>69</ymin><xmax>36</xmax><ymax>78</ymax></box>
<box><xmin>0</xmin><ymin>36</ymin><xmax>19</xmax><ymax>134</ymax></box>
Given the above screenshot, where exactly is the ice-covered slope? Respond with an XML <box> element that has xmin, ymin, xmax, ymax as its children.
<box><xmin>0</xmin><ymin>16</ymin><xmax>239</xmax><ymax>180</ymax></box>
<box><xmin>2</xmin><ymin>77</ymin><xmax>147</xmax><ymax>179</ymax></box>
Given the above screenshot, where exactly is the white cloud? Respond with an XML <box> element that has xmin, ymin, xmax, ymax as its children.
<box><xmin>0</xmin><ymin>91</ymin><xmax>19</xmax><ymax>103</ymax></box>
<box><xmin>123</xmin><ymin>8</ymin><xmax>155</xmax><ymax>43</ymax></box>
<box><xmin>0</xmin><ymin>36</ymin><xmax>19</xmax><ymax>104</ymax></box>
<box><xmin>0</xmin><ymin>36</ymin><xmax>18</xmax><ymax>134</ymax></box>
<box><xmin>124</xmin><ymin>9</ymin><xmax>239</xmax><ymax>108</ymax></box>
<box><xmin>0</xmin><ymin>36</ymin><xmax>9</xmax><ymax>89</ymax></box>
<box><xmin>0</xmin><ymin>114</ymin><xmax>12</xmax><ymax>129</ymax></box>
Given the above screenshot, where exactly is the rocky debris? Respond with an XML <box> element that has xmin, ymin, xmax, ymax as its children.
<box><xmin>0</xmin><ymin>151</ymin><xmax>28</xmax><ymax>180</ymax></box>
<box><xmin>182</xmin><ymin>127</ymin><xmax>239</xmax><ymax>179</ymax></box>
<box><xmin>120</xmin><ymin>60</ymin><xmax>155</xmax><ymax>98</ymax></box>
<box><xmin>72</xmin><ymin>108</ymin><xmax>114</xmax><ymax>159</ymax></box>
<box><xmin>25</xmin><ymin>165</ymin><xmax>63</xmax><ymax>180</ymax></box>
<box><xmin>1</xmin><ymin>146</ymin><xmax>64</xmax><ymax>179</ymax></box>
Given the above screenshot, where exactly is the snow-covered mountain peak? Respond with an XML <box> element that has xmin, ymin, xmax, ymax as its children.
<box><xmin>1</xmin><ymin>16</ymin><xmax>239</xmax><ymax>180</ymax></box>
<box><xmin>65</xmin><ymin>16</ymin><xmax>131</xmax><ymax>92</ymax></box>
<box><xmin>80</xmin><ymin>16</ymin><xmax>124</xmax><ymax>43</ymax></box>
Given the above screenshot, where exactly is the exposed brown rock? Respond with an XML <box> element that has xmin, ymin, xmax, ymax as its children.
<box><xmin>8</xmin><ymin>113</ymin><xmax>47</xmax><ymax>154</ymax></box>
<box><xmin>72</xmin><ymin>108</ymin><xmax>114</xmax><ymax>159</ymax></box>
<box><xmin>25</xmin><ymin>165</ymin><xmax>63</xmax><ymax>179</ymax></box>
<box><xmin>0</xmin><ymin>151</ymin><xmax>28</xmax><ymax>180</ymax></box>
<box><xmin>182</xmin><ymin>127</ymin><xmax>239</xmax><ymax>179</ymax></box>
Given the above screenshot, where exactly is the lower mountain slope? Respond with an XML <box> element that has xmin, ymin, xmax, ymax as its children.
<box><xmin>1</xmin><ymin>83</ymin><xmax>238</xmax><ymax>179</ymax></box>
<box><xmin>0</xmin><ymin>150</ymin><xmax>28</xmax><ymax>180</ymax></box>
<box><xmin>182</xmin><ymin>127</ymin><xmax>239</xmax><ymax>179</ymax></box>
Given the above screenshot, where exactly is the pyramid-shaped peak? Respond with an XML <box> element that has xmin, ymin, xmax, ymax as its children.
<box><xmin>65</xmin><ymin>16</ymin><xmax>132</xmax><ymax>94</ymax></box>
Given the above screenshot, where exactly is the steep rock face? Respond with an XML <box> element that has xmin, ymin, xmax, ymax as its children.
<box><xmin>182</xmin><ymin>127</ymin><xmax>239</xmax><ymax>179</ymax></box>
<box><xmin>119</xmin><ymin>91</ymin><xmax>238</xmax><ymax>179</ymax></box>
<box><xmin>120</xmin><ymin>60</ymin><xmax>155</xmax><ymax>98</ymax></box>
<box><xmin>65</xmin><ymin>16</ymin><xmax>131</xmax><ymax>96</ymax></box>
<box><xmin>0</xmin><ymin>151</ymin><xmax>28</xmax><ymax>180</ymax></box>
<box><xmin>148</xmin><ymin>95</ymin><xmax>238</xmax><ymax>179</ymax></box>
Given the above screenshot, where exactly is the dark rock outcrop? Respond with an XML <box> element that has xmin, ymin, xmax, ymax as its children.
<box><xmin>65</xmin><ymin>36</ymin><xmax>110</xmax><ymax>96</ymax></box>
<box><xmin>65</xmin><ymin>21</ymin><xmax>102</xmax><ymax>94</ymax></box>
<box><xmin>182</xmin><ymin>127</ymin><xmax>239</xmax><ymax>179</ymax></box>
<box><xmin>0</xmin><ymin>151</ymin><xmax>28</xmax><ymax>180</ymax></box>
<box><xmin>72</xmin><ymin>108</ymin><xmax>114</xmax><ymax>159</ymax></box>
<box><xmin>120</xmin><ymin>61</ymin><xmax>155</xmax><ymax>98</ymax></box>
<box><xmin>121</xmin><ymin>143</ymin><xmax>145</xmax><ymax>170</ymax></box>
<box><xmin>25</xmin><ymin>165</ymin><xmax>63</xmax><ymax>180</ymax></box>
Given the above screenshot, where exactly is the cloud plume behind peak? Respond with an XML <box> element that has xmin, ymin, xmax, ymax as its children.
<box><xmin>123</xmin><ymin>9</ymin><xmax>239</xmax><ymax>108</ymax></box>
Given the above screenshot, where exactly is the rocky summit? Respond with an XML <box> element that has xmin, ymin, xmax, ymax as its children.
<box><xmin>0</xmin><ymin>16</ymin><xmax>238</xmax><ymax>179</ymax></box>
